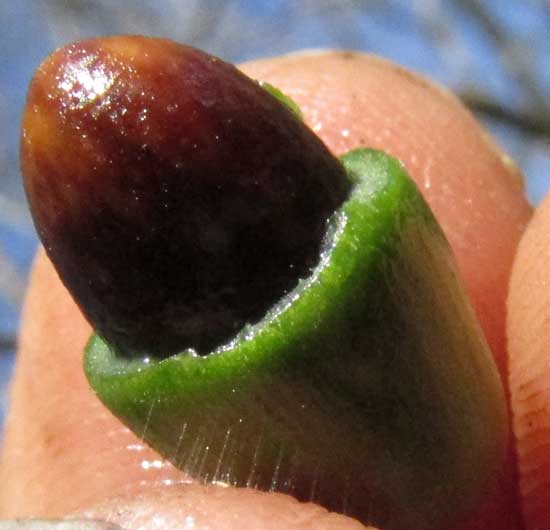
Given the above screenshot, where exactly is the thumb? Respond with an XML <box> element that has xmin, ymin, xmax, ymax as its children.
<box><xmin>508</xmin><ymin>195</ymin><xmax>550</xmax><ymax>530</ymax></box>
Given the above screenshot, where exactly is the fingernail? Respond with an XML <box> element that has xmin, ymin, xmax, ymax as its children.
<box><xmin>0</xmin><ymin>520</ymin><xmax>125</xmax><ymax>530</ymax></box>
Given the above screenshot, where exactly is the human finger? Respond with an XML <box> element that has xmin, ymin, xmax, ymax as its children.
<box><xmin>508</xmin><ymin>196</ymin><xmax>550</xmax><ymax>529</ymax></box>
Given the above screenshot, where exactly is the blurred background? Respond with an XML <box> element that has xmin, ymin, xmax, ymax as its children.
<box><xmin>1</xmin><ymin>0</ymin><xmax>549</xmax><ymax>429</ymax></box>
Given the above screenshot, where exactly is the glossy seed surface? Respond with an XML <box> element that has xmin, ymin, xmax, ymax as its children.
<box><xmin>21</xmin><ymin>36</ymin><xmax>349</xmax><ymax>357</ymax></box>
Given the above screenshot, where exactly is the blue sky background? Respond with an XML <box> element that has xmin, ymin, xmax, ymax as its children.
<box><xmin>1</xmin><ymin>0</ymin><xmax>549</xmax><ymax>427</ymax></box>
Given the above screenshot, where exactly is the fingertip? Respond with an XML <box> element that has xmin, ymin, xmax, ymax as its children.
<box><xmin>76</xmin><ymin>484</ymin><xmax>373</xmax><ymax>530</ymax></box>
<box><xmin>508</xmin><ymin>195</ymin><xmax>550</xmax><ymax>529</ymax></box>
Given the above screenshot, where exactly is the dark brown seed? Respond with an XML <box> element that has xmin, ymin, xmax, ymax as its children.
<box><xmin>21</xmin><ymin>36</ymin><xmax>349</xmax><ymax>358</ymax></box>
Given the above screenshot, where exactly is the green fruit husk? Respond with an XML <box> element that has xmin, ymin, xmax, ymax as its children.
<box><xmin>85</xmin><ymin>148</ymin><xmax>507</xmax><ymax>530</ymax></box>
<box><xmin>260</xmin><ymin>81</ymin><xmax>304</xmax><ymax>120</ymax></box>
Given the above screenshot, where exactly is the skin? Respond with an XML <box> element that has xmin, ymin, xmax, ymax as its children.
<box><xmin>0</xmin><ymin>50</ymin><xmax>538</xmax><ymax>529</ymax></box>
<box><xmin>508</xmin><ymin>196</ymin><xmax>550</xmax><ymax>530</ymax></box>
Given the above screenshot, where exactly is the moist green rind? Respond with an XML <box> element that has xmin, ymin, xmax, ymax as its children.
<box><xmin>85</xmin><ymin>148</ymin><xmax>507</xmax><ymax>530</ymax></box>
<box><xmin>260</xmin><ymin>81</ymin><xmax>304</xmax><ymax>120</ymax></box>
